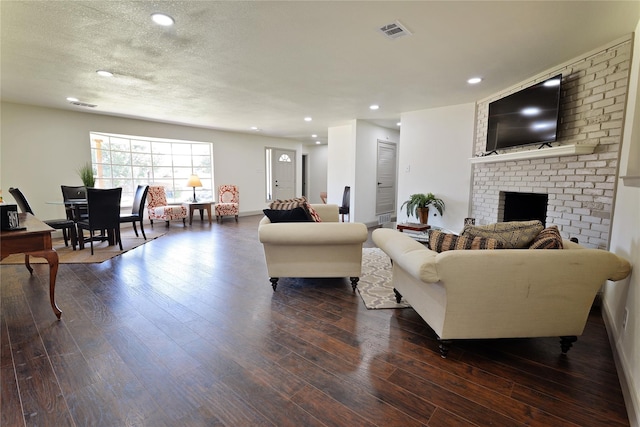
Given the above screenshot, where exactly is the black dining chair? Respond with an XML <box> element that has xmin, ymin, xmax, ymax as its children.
<box><xmin>76</xmin><ymin>187</ymin><xmax>123</xmax><ymax>255</ymax></box>
<box><xmin>120</xmin><ymin>185</ymin><xmax>149</xmax><ymax>239</ymax></box>
<box><xmin>8</xmin><ymin>187</ymin><xmax>78</xmax><ymax>250</ymax></box>
<box><xmin>61</xmin><ymin>185</ymin><xmax>88</xmax><ymax>221</ymax></box>
<box><xmin>339</xmin><ymin>186</ymin><xmax>350</xmax><ymax>222</ymax></box>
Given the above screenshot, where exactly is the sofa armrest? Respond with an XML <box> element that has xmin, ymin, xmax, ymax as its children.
<box><xmin>259</xmin><ymin>222</ymin><xmax>367</xmax><ymax>245</ymax></box>
<box><xmin>372</xmin><ymin>228</ymin><xmax>440</xmax><ymax>283</ymax></box>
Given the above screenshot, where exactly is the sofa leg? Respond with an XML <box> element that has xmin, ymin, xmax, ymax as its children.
<box><xmin>350</xmin><ymin>277</ymin><xmax>359</xmax><ymax>291</ymax></box>
<box><xmin>560</xmin><ymin>336</ymin><xmax>578</xmax><ymax>354</ymax></box>
<box><xmin>438</xmin><ymin>340</ymin><xmax>452</xmax><ymax>359</ymax></box>
<box><xmin>270</xmin><ymin>277</ymin><xmax>279</xmax><ymax>291</ymax></box>
<box><xmin>393</xmin><ymin>288</ymin><xmax>403</xmax><ymax>303</ymax></box>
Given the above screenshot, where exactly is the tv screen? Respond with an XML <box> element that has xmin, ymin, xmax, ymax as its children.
<box><xmin>486</xmin><ymin>74</ymin><xmax>562</xmax><ymax>152</ymax></box>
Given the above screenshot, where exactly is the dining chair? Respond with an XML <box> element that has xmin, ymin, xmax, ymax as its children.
<box><xmin>8</xmin><ymin>187</ymin><xmax>78</xmax><ymax>250</ymax></box>
<box><xmin>214</xmin><ymin>184</ymin><xmax>239</xmax><ymax>223</ymax></box>
<box><xmin>76</xmin><ymin>187</ymin><xmax>123</xmax><ymax>255</ymax></box>
<box><xmin>339</xmin><ymin>186</ymin><xmax>350</xmax><ymax>222</ymax></box>
<box><xmin>120</xmin><ymin>184</ymin><xmax>149</xmax><ymax>239</ymax></box>
<box><xmin>61</xmin><ymin>185</ymin><xmax>88</xmax><ymax>221</ymax></box>
<box><xmin>146</xmin><ymin>185</ymin><xmax>187</xmax><ymax>226</ymax></box>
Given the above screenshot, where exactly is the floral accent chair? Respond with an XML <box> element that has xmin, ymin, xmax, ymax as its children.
<box><xmin>147</xmin><ymin>185</ymin><xmax>187</xmax><ymax>227</ymax></box>
<box><xmin>215</xmin><ymin>184</ymin><xmax>239</xmax><ymax>223</ymax></box>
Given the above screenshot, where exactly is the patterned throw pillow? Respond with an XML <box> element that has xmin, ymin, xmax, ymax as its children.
<box><xmin>428</xmin><ymin>230</ymin><xmax>504</xmax><ymax>252</ymax></box>
<box><xmin>304</xmin><ymin>203</ymin><xmax>322</xmax><ymax>222</ymax></box>
<box><xmin>269</xmin><ymin>197</ymin><xmax>306</xmax><ymax>210</ymax></box>
<box><xmin>529</xmin><ymin>225</ymin><xmax>563</xmax><ymax>249</ymax></box>
<box><xmin>269</xmin><ymin>197</ymin><xmax>321</xmax><ymax>222</ymax></box>
<box><xmin>461</xmin><ymin>220</ymin><xmax>544</xmax><ymax>249</ymax></box>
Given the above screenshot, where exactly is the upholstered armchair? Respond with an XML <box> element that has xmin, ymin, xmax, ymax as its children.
<box><xmin>147</xmin><ymin>185</ymin><xmax>187</xmax><ymax>227</ymax></box>
<box><xmin>215</xmin><ymin>184</ymin><xmax>239</xmax><ymax>223</ymax></box>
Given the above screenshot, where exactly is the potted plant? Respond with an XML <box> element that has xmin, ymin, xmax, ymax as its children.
<box><xmin>77</xmin><ymin>162</ymin><xmax>95</xmax><ymax>187</ymax></box>
<box><xmin>401</xmin><ymin>193</ymin><xmax>445</xmax><ymax>224</ymax></box>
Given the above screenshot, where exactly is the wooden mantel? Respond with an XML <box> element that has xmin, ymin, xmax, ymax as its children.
<box><xmin>469</xmin><ymin>142</ymin><xmax>599</xmax><ymax>164</ymax></box>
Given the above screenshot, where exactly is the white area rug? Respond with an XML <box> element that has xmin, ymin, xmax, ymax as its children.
<box><xmin>358</xmin><ymin>247</ymin><xmax>411</xmax><ymax>309</ymax></box>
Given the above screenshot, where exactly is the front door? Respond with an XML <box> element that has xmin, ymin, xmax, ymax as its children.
<box><xmin>272</xmin><ymin>149</ymin><xmax>295</xmax><ymax>200</ymax></box>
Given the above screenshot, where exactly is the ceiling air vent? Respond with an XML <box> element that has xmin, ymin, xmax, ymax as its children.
<box><xmin>69</xmin><ymin>101</ymin><xmax>97</xmax><ymax>108</ymax></box>
<box><xmin>378</xmin><ymin>20</ymin><xmax>412</xmax><ymax>40</ymax></box>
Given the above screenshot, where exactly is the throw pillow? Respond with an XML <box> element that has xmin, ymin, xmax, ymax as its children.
<box><xmin>269</xmin><ymin>197</ymin><xmax>322</xmax><ymax>222</ymax></box>
<box><xmin>428</xmin><ymin>230</ymin><xmax>504</xmax><ymax>252</ymax></box>
<box><xmin>304</xmin><ymin>202</ymin><xmax>322</xmax><ymax>222</ymax></box>
<box><xmin>529</xmin><ymin>225</ymin><xmax>563</xmax><ymax>249</ymax></box>
<box><xmin>263</xmin><ymin>207</ymin><xmax>313</xmax><ymax>223</ymax></box>
<box><xmin>461</xmin><ymin>220</ymin><xmax>544</xmax><ymax>249</ymax></box>
<box><xmin>269</xmin><ymin>197</ymin><xmax>307</xmax><ymax>210</ymax></box>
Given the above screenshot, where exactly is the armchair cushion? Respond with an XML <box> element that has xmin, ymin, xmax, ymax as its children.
<box><xmin>428</xmin><ymin>230</ymin><xmax>504</xmax><ymax>252</ymax></box>
<box><xmin>263</xmin><ymin>207</ymin><xmax>312</xmax><ymax>223</ymax></box>
<box><xmin>461</xmin><ymin>220</ymin><xmax>544</xmax><ymax>249</ymax></box>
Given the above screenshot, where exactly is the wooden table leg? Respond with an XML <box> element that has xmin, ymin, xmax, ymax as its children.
<box><xmin>26</xmin><ymin>249</ymin><xmax>61</xmax><ymax>319</ymax></box>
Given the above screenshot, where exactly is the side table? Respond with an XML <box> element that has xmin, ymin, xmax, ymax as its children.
<box><xmin>397</xmin><ymin>222</ymin><xmax>430</xmax><ymax>243</ymax></box>
<box><xmin>396</xmin><ymin>223</ymin><xmax>431</xmax><ymax>233</ymax></box>
<box><xmin>183</xmin><ymin>201</ymin><xmax>213</xmax><ymax>225</ymax></box>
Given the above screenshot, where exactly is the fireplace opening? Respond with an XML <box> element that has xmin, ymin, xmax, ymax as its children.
<box><xmin>500</xmin><ymin>192</ymin><xmax>548</xmax><ymax>226</ymax></box>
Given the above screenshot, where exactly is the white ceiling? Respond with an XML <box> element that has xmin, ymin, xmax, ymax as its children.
<box><xmin>2</xmin><ymin>1</ymin><xmax>639</xmax><ymax>144</ymax></box>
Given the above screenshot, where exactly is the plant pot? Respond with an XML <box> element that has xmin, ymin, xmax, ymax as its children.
<box><xmin>417</xmin><ymin>207</ymin><xmax>430</xmax><ymax>224</ymax></box>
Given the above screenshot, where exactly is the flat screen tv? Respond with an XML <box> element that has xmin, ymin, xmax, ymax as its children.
<box><xmin>486</xmin><ymin>74</ymin><xmax>562</xmax><ymax>152</ymax></box>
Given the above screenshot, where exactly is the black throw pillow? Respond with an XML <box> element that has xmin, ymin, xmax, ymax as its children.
<box><xmin>263</xmin><ymin>207</ymin><xmax>313</xmax><ymax>223</ymax></box>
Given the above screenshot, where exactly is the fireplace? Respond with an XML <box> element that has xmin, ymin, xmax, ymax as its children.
<box><xmin>500</xmin><ymin>192</ymin><xmax>548</xmax><ymax>226</ymax></box>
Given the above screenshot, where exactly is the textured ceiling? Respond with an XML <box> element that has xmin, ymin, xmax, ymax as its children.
<box><xmin>2</xmin><ymin>1</ymin><xmax>639</xmax><ymax>143</ymax></box>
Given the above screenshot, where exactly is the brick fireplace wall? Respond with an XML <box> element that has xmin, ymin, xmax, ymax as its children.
<box><xmin>470</xmin><ymin>37</ymin><xmax>632</xmax><ymax>249</ymax></box>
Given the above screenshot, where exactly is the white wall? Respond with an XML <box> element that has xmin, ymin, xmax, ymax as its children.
<box><xmin>327</xmin><ymin>122</ymin><xmax>356</xmax><ymax>216</ymax></box>
<box><xmin>398</xmin><ymin>103</ymin><xmax>476</xmax><ymax>232</ymax></box>
<box><xmin>0</xmin><ymin>102</ymin><xmax>303</xmax><ymax>220</ymax></box>
<box><xmin>303</xmin><ymin>144</ymin><xmax>328</xmax><ymax>204</ymax></box>
<box><xmin>603</xmin><ymin>21</ymin><xmax>640</xmax><ymax>426</ymax></box>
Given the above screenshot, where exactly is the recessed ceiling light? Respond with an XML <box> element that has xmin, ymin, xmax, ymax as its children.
<box><xmin>250</xmin><ymin>126</ymin><xmax>259</xmax><ymax>131</ymax></box>
<box><xmin>369</xmin><ymin>104</ymin><xmax>380</xmax><ymax>110</ymax></box>
<box><xmin>304</xmin><ymin>117</ymin><xmax>312</xmax><ymax>122</ymax></box>
<box><xmin>96</xmin><ymin>70</ymin><xmax>114</xmax><ymax>77</ymax></box>
<box><xmin>66</xmin><ymin>97</ymin><xmax>79</xmax><ymax>102</ymax></box>
<box><xmin>397</xmin><ymin>122</ymin><xmax>401</xmax><ymax>126</ymax></box>
<box><xmin>311</xmin><ymin>134</ymin><xmax>317</xmax><ymax>138</ymax></box>
<box><xmin>467</xmin><ymin>77</ymin><xmax>483</xmax><ymax>84</ymax></box>
<box><xmin>151</xmin><ymin>13</ymin><xmax>175</xmax><ymax>26</ymax></box>
<box><xmin>315</xmin><ymin>141</ymin><xmax>321</xmax><ymax>145</ymax></box>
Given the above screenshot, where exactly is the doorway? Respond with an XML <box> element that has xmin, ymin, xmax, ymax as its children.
<box><xmin>376</xmin><ymin>140</ymin><xmax>397</xmax><ymax>216</ymax></box>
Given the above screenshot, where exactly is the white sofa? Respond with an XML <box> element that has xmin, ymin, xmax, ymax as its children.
<box><xmin>259</xmin><ymin>204</ymin><xmax>368</xmax><ymax>290</ymax></box>
<box><xmin>372</xmin><ymin>228</ymin><xmax>632</xmax><ymax>357</ymax></box>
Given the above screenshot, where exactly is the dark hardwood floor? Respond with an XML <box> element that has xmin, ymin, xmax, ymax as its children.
<box><xmin>1</xmin><ymin>215</ymin><xmax>629</xmax><ymax>426</ymax></box>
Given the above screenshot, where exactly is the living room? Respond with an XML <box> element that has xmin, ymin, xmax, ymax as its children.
<box><xmin>1</xmin><ymin>1</ymin><xmax>639</xmax><ymax>425</ymax></box>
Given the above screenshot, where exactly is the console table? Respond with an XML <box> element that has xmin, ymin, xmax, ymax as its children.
<box><xmin>0</xmin><ymin>213</ymin><xmax>61</xmax><ymax>318</ymax></box>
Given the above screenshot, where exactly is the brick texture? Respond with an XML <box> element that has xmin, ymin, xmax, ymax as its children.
<box><xmin>471</xmin><ymin>38</ymin><xmax>631</xmax><ymax>249</ymax></box>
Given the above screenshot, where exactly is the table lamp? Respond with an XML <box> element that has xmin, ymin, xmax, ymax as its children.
<box><xmin>186</xmin><ymin>174</ymin><xmax>202</xmax><ymax>202</ymax></box>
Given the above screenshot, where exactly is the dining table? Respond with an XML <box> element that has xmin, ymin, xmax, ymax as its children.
<box><xmin>0</xmin><ymin>213</ymin><xmax>61</xmax><ymax>318</ymax></box>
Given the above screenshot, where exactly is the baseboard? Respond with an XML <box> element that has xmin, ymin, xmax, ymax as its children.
<box><xmin>602</xmin><ymin>303</ymin><xmax>639</xmax><ymax>427</ymax></box>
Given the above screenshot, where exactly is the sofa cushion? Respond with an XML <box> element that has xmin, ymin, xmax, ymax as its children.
<box><xmin>529</xmin><ymin>225</ymin><xmax>563</xmax><ymax>249</ymax></box>
<box><xmin>269</xmin><ymin>196</ymin><xmax>322</xmax><ymax>222</ymax></box>
<box><xmin>428</xmin><ymin>230</ymin><xmax>504</xmax><ymax>252</ymax></box>
<box><xmin>263</xmin><ymin>207</ymin><xmax>313</xmax><ymax>223</ymax></box>
<box><xmin>461</xmin><ymin>220</ymin><xmax>544</xmax><ymax>249</ymax></box>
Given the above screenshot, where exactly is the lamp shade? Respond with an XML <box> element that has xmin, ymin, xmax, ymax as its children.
<box><xmin>186</xmin><ymin>174</ymin><xmax>202</xmax><ymax>188</ymax></box>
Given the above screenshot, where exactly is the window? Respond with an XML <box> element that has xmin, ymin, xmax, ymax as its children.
<box><xmin>90</xmin><ymin>132</ymin><xmax>213</xmax><ymax>206</ymax></box>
